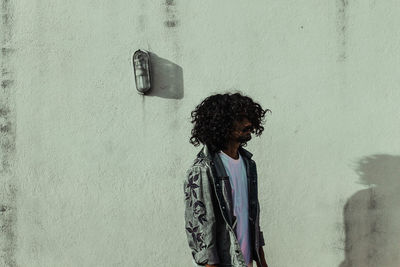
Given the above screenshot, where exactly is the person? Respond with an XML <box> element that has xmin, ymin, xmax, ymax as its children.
<box><xmin>183</xmin><ymin>92</ymin><xmax>270</xmax><ymax>267</ymax></box>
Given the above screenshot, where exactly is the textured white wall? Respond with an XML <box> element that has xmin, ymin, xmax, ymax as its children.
<box><xmin>4</xmin><ymin>0</ymin><xmax>400</xmax><ymax>266</ymax></box>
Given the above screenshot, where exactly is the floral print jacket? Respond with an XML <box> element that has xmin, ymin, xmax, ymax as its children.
<box><xmin>183</xmin><ymin>144</ymin><xmax>265</xmax><ymax>266</ymax></box>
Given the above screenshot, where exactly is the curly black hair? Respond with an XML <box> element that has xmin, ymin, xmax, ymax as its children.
<box><xmin>189</xmin><ymin>92</ymin><xmax>270</xmax><ymax>153</ymax></box>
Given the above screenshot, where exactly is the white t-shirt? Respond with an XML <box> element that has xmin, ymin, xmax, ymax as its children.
<box><xmin>218</xmin><ymin>150</ymin><xmax>252</xmax><ymax>266</ymax></box>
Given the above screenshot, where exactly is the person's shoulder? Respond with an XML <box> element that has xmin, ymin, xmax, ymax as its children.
<box><xmin>192</xmin><ymin>157</ymin><xmax>210</xmax><ymax>167</ymax></box>
<box><xmin>185</xmin><ymin>145</ymin><xmax>215</xmax><ymax>176</ymax></box>
<box><xmin>189</xmin><ymin>146</ymin><xmax>212</xmax><ymax>167</ymax></box>
<box><xmin>186</xmin><ymin>152</ymin><xmax>212</xmax><ymax>174</ymax></box>
<box><xmin>185</xmin><ymin>159</ymin><xmax>211</xmax><ymax>184</ymax></box>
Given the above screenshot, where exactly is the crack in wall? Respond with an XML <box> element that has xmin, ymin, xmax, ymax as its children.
<box><xmin>0</xmin><ymin>0</ymin><xmax>17</xmax><ymax>266</ymax></box>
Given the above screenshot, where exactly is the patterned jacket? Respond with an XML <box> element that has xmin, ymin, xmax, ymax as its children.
<box><xmin>183</xmin><ymin>144</ymin><xmax>265</xmax><ymax>266</ymax></box>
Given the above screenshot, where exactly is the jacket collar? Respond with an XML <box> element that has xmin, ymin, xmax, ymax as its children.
<box><xmin>197</xmin><ymin>144</ymin><xmax>253</xmax><ymax>161</ymax></box>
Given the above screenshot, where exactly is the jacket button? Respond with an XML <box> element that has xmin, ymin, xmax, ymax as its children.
<box><xmin>221</xmin><ymin>206</ymin><xmax>225</xmax><ymax>210</ymax></box>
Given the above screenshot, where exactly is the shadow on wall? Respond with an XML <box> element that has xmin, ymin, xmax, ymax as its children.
<box><xmin>340</xmin><ymin>155</ymin><xmax>400</xmax><ymax>267</ymax></box>
<box><xmin>145</xmin><ymin>52</ymin><xmax>184</xmax><ymax>99</ymax></box>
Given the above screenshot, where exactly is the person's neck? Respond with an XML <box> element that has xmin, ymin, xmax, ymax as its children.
<box><xmin>221</xmin><ymin>142</ymin><xmax>241</xmax><ymax>160</ymax></box>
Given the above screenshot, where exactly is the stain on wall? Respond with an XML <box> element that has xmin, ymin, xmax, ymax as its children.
<box><xmin>337</xmin><ymin>0</ymin><xmax>348</xmax><ymax>61</ymax></box>
<box><xmin>164</xmin><ymin>0</ymin><xmax>179</xmax><ymax>28</ymax></box>
<box><xmin>136</xmin><ymin>1</ymin><xmax>147</xmax><ymax>34</ymax></box>
<box><xmin>163</xmin><ymin>0</ymin><xmax>180</xmax><ymax>58</ymax></box>
<box><xmin>0</xmin><ymin>0</ymin><xmax>17</xmax><ymax>266</ymax></box>
<box><xmin>162</xmin><ymin>0</ymin><xmax>182</xmax><ymax>143</ymax></box>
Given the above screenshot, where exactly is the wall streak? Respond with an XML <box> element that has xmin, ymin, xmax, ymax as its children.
<box><xmin>0</xmin><ymin>0</ymin><xmax>17</xmax><ymax>266</ymax></box>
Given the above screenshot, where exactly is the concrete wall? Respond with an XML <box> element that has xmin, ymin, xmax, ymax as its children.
<box><xmin>1</xmin><ymin>0</ymin><xmax>400</xmax><ymax>266</ymax></box>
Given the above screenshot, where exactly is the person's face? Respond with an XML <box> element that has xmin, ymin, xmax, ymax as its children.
<box><xmin>231</xmin><ymin>117</ymin><xmax>253</xmax><ymax>143</ymax></box>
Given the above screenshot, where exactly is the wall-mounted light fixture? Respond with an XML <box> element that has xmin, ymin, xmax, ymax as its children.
<box><xmin>133</xmin><ymin>49</ymin><xmax>152</xmax><ymax>94</ymax></box>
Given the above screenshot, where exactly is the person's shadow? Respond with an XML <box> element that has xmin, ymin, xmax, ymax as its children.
<box><xmin>340</xmin><ymin>154</ymin><xmax>400</xmax><ymax>267</ymax></box>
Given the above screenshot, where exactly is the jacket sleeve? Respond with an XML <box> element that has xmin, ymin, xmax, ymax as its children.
<box><xmin>183</xmin><ymin>165</ymin><xmax>220</xmax><ymax>265</ymax></box>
